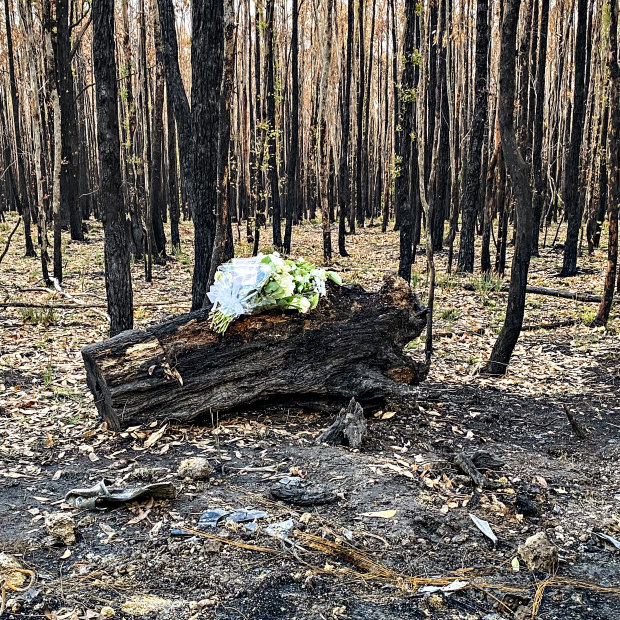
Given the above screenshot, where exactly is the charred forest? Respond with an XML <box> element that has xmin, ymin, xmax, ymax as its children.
<box><xmin>1</xmin><ymin>0</ymin><xmax>620</xmax><ymax>618</ymax></box>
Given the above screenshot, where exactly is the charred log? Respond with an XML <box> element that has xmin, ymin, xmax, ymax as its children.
<box><xmin>82</xmin><ymin>275</ymin><xmax>427</xmax><ymax>430</ymax></box>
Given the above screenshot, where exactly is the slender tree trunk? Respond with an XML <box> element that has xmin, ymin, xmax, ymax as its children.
<box><xmin>207</xmin><ymin>0</ymin><xmax>237</xmax><ymax>288</ymax></box>
<box><xmin>318</xmin><ymin>0</ymin><xmax>334</xmax><ymax>261</ymax></box>
<box><xmin>93</xmin><ymin>0</ymin><xmax>134</xmax><ymax>336</ymax></box>
<box><xmin>355</xmin><ymin>0</ymin><xmax>365</xmax><ymax>228</ymax></box>
<box><xmin>166</xmin><ymin>90</ymin><xmax>181</xmax><ymax>252</ymax></box>
<box><xmin>156</xmin><ymin>0</ymin><xmax>195</xmax><ymax>253</ymax></box>
<box><xmin>457</xmin><ymin>0</ymin><xmax>489</xmax><ymax>273</ymax></box>
<box><xmin>264</xmin><ymin>0</ymin><xmax>282</xmax><ymax>249</ymax></box>
<box><xmin>396</xmin><ymin>0</ymin><xmax>417</xmax><ymax>282</ymax></box>
<box><xmin>284</xmin><ymin>0</ymin><xmax>299</xmax><ymax>254</ymax></box>
<box><xmin>531</xmin><ymin>0</ymin><xmax>549</xmax><ymax>257</ymax></box>
<box><xmin>483</xmin><ymin>0</ymin><xmax>534</xmax><ymax>376</ymax></box>
<box><xmin>57</xmin><ymin>0</ymin><xmax>84</xmax><ymax>241</ymax></box>
<box><xmin>560</xmin><ymin>0</ymin><xmax>589</xmax><ymax>276</ymax></box>
<box><xmin>4</xmin><ymin>0</ymin><xmax>36</xmax><ymax>257</ymax></box>
<box><xmin>25</xmin><ymin>0</ymin><xmax>50</xmax><ymax>283</ymax></box>
<box><xmin>593</xmin><ymin>1</ymin><xmax>618</xmax><ymax>326</ymax></box>
<box><xmin>151</xmin><ymin>10</ymin><xmax>167</xmax><ymax>259</ymax></box>
<box><xmin>337</xmin><ymin>0</ymin><xmax>354</xmax><ymax>256</ymax></box>
<box><xmin>191</xmin><ymin>0</ymin><xmax>224</xmax><ymax>309</ymax></box>
<box><xmin>139</xmin><ymin>0</ymin><xmax>153</xmax><ymax>282</ymax></box>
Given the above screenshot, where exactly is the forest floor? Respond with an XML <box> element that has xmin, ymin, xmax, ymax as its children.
<box><xmin>1</xmin><ymin>213</ymin><xmax>619</xmax><ymax>620</ymax></box>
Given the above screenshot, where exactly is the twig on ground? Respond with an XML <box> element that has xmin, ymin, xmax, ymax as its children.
<box><xmin>0</xmin><ymin>217</ymin><xmax>21</xmax><ymax>266</ymax></box>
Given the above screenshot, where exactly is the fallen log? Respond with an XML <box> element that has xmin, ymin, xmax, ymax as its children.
<box><xmin>82</xmin><ymin>274</ymin><xmax>427</xmax><ymax>430</ymax></box>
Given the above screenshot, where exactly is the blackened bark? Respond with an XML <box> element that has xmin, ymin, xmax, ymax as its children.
<box><xmin>264</xmin><ymin>0</ymin><xmax>282</xmax><ymax>249</ymax></box>
<box><xmin>593</xmin><ymin>1</ymin><xmax>618</xmax><ymax>326</ymax></box>
<box><xmin>560</xmin><ymin>0</ymin><xmax>588</xmax><ymax>276</ymax></box>
<box><xmin>4</xmin><ymin>0</ymin><xmax>36</xmax><ymax>257</ymax></box>
<box><xmin>318</xmin><ymin>0</ymin><xmax>335</xmax><ymax>261</ymax></box>
<box><xmin>362</xmin><ymin>0</ymin><xmax>377</xmax><ymax>223</ymax></box>
<box><xmin>337</xmin><ymin>0</ymin><xmax>354</xmax><ymax>256</ymax></box>
<box><xmin>156</xmin><ymin>0</ymin><xmax>194</xmax><ymax>222</ymax></box>
<box><xmin>82</xmin><ymin>276</ymin><xmax>427</xmax><ymax>430</ymax></box>
<box><xmin>57</xmin><ymin>0</ymin><xmax>84</xmax><ymax>242</ymax></box>
<box><xmin>191</xmin><ymin>0</ymin><xmax>224</xmax><ymax>309</ymax></box>
<box><xmin>531</xmin><ymin>0</ymin><xmax>549</xmax><ymax>257</ymax></box>
<box><xmin>483</xmin><ymin>0</ymin><xmax>534</xmax><ymax>376</ymax></box>
<box><xmin>207</xmin><ymin>0</ymin><xmax>236</xmax><ymax>289</ymax></box>
<box><xmin>283</xmin><ymin>0</ymin><xmax>299</xmax><ymax>255</ymax></box>
<box><xmin>166</xmin><ymin>90</ymin><xmax>181</xmax><ymax>252</ymax></box>
<box><xmin>457</xmin><ymin>0</ymin><xmax>489</xmax><ymax>273</ymax></box>
<box><xmin>151</xmin><ymin>11</ymin><xmax>167</xmax><ymax>258</ymax></box>
<box><xmin>397</xmin><ymin>1</ymin><xmax>418</xmax><ymax>283</ymax></box>
<box><xmin>93</xmin><ymin>0</ymin><xmax>134</xmax><ymax>337</ymax></box>
<box><xmin>355</xmin><ymin>0</ymin><xmax>365</xmax><ymax>228</ymax></box>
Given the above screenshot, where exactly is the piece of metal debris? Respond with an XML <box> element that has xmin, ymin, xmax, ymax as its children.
<box><xmin>64</xmin><ymin>480</ymin><xmax>176</xmax><ymax>510</ymax></box>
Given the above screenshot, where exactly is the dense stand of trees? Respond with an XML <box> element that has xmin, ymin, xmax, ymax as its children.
<box><xmin>0</xmin><ymin>0</ymin><xmax>618</xmax><ymax>370</ymax></box>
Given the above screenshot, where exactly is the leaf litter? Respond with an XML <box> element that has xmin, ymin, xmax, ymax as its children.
<box><xmin>1</xmin><ymin>216</ymin><xmax>619</xmax><ymax>618</ymax></box>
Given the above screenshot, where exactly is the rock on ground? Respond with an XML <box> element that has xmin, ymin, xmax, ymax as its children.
<box><xmin>518</xmin><ymin>532</ymin><xmax>558</xmax><ymax>572</ymax></box>
<box><xmin>177</xmin><ymin>457</ymin><xmax>212</xmax><ymax>481</ymax></box>
<box><xmin>0</xmin><ymin>553</ymin><xmax>26</xmax><ymax>589</ymax></box>
<box><xmin>44</xmin><ymin>512</ymin><xmax>76</xmax><ymax>545</ymax></box>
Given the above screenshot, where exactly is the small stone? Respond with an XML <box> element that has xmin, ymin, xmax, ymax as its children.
<box><xmin>428</xmin><ymin>594</ymin><xmax>445</xmax><ymax>610</ymax></box>
<box><xmin>45</xmin><ymin>512</ymin><xmax>76</xmax><ymax>545</ymax></box>
<box><xmin>100</xmin><ymin>606</ymin><xmax>115</xmax><ymax>618</ymax></box>
<box><xmin>518</xmin><ymin>532</ymin><xmax>558</xmax><ymax>572</ymax></box>
<box><xmin>177</xmin><ymin>457</ymin><xmax>212</xmax><ymax>481</ymax></box>
<box><xmin>0</xmin><ymin>553</ymin><xmax>27</xmax><ymax>589</ymax></box>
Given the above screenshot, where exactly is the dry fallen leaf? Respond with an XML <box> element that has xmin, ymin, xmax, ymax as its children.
<box><xmin>360</xmin><ymin>509</ymin><xmax>397</xmax><ymax>519</ymax></box>
<box><xmin>144</xmin><ymin>423</ymin><xmax>168</xmax><ymax>449</ymax></box>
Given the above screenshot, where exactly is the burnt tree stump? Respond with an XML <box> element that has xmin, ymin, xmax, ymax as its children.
<box><xmin>82</xmin><ymin>274</ymin><xmax>427</xmax><ymax>430</ymax></box>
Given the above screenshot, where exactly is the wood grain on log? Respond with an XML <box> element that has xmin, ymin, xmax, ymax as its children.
<box><xmin>82</xmin><ymin>274</ymin><xmax>427</xmax><ymax>430</ymax></box>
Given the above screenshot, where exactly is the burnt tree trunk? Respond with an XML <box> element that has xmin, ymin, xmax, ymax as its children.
<box><xmin>57</xmin><ymin>0</ymin><xmax>84</xmax><ymax>242</ymax></box>
<box><xmin>4</xmin><ymin>0</ymin><xmax>36</xmax><ymax>257</ymax></box>
<box><xmin>482</xmin><ymin>0</ymin><xmax>534</xmax><ymax>376</ymax></box>
<box><xmin>283</xmin><ymin>0</ymin><xmax>299</xmax><ymax>255</ymax></box>
<box><xmin>82</xmin><ymin>275</ymin><xmax>427</xmax><ymax>430</ymax></box>
<box><xmin>93</xmin><ymin>0</ymin><xmax>134</xmax><ymax>336</ymax></box>
<box><xmin>593</xmin><ymin>1</ymin><xmax>619</xmax><ymax>326</ymax></box>
<box><xmin>560</xmin><ymin>0</ymin><xmax>588</xmax><ymax>276</ymax></box>
<box><xmin>457</xmin><ymin>0</ymin><xmax>489</xmax><ymax>273</ymax></box>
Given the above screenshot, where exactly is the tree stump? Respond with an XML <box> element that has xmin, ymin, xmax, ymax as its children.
<box><xmin>82</xmin><ymin>274</ymin><xmax>427</xmax><ymax>430</ymax></box>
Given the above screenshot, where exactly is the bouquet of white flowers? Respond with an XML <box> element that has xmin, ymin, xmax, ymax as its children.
<box><xmin>206</xmin><ymin>253</ymin><xmax>342</xmax><ymax>333</ymax></box>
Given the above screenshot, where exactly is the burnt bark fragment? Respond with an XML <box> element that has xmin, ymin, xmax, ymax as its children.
<box><xmin>318</xmin><ymin>398</ymin><xmax>367</xmax><ymax>449</ymax></box>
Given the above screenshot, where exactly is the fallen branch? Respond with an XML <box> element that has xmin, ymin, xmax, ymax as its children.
<box><xmin>0</xmin><ymin>300</ymin><xmax>186</xmax><ymax>310</ymax></box>
<box><xmin>463</xmin><ymin>282</ymin><xmax>601</xmax><ymax>303</ymax></box>
<box><xmin>563</xmin><ymin>404</ymin><xmax>588</xmax><ymax>439</ymax></box>
<box><xmin>454</xmin><ymin>452</ymin><xmax>498</xmax><ymax>489</ymax></box>
<box><xmin>522</xmin><ymin>319</ymin><xmax>579</xmax><ymax>331</ymax></box>
<box><xmin>48</xmin><ymin>277</ymin><xmax>110</xmax><ymax>322</ymax></box>
<box><xmin>0</xmin><ymin>217</ymin><xmax>21</xmax><ymax>266</ymax></box>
